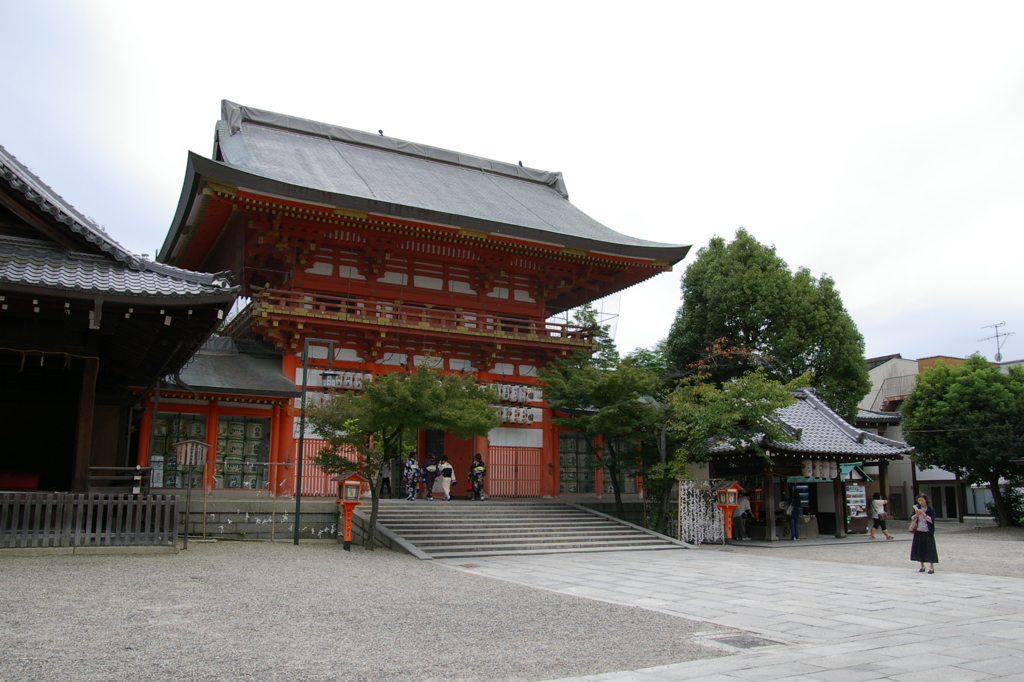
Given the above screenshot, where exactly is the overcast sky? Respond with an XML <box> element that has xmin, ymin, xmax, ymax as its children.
<box><xmin>2</xmin><ymin>1</ymin><xmax>1022</xmax><ymax>363</ymax></box>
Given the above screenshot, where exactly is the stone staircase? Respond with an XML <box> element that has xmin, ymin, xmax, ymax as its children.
<box><xmin>360</xmin><ymin>500</ymin><xmax>689</xmax><ymax>559</ymax></box>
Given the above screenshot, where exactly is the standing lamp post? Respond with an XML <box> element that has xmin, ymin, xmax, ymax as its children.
<box><xmin>294</xmin><ymin>338</ymin><xmax>338</xmax><ymax>546</ymax></box>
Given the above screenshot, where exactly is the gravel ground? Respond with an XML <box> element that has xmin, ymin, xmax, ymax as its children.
<box><xmin>707</xmin><ymin>520</ymin><xmax>1024</xmax><ymax>578</ymax></box>
<box><xmin>0</xmin><ymin>541</ymin><xmax>735</xmax><ymax>682</ymax></box>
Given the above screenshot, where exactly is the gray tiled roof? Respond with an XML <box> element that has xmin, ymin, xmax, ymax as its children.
<box><xmin>0</xmin><ymin>235</ymin><xmax>236</xmax><ymax>300</ymax></box>
<box><xmin>856</xmin><ymin>408</ymin><xmax>902</xmax><ymax>424</ymax></box>
<box><xmin>1</xmin><ymin>144</ymin><xmax>140</xmax><ymax>268</ymax></box>
<box><xmin>196</xmin><ymin>101</ymin><xmax>690</xmax><ymax>261</ymax></box>
<box><xmin>177</xmin><ymin>342</ymin><xmax>299</xmax><ymax>398</ymax></box>
<box><xmin>715</xmin><ymin>388</ymin><xmax>912</xmax><ymax>459</ymax></box>
<box><xmin>1</xmin><ymin>144</ymin><xmax>238</xmax><ymax>300</ymax></box>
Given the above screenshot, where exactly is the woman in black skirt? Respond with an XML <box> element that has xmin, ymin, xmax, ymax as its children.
<box><xmin>910</xmin><ymin>494</ymin><xmax>939</xmax><ymax>573</ymax></box>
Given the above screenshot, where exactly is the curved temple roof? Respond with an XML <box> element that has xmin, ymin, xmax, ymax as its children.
<box><xmin>163</xmin><ymin>101</ymin><xmax>690</xmax><ymax>263</ymax></box>
<box><xmin>715</xmin><ymin>388</ymin><xmax>913</xmax><ymax>460</ymax></box>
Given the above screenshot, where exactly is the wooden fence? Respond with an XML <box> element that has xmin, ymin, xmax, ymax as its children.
<box><xmin>296</xmin><ymin>439</ymin><xmax>358</xmax><ymax>497</ymax></box>
<box><xmin>0</xmin><ymin>492</ymin><xmax>179</xmax><ymax>549</ymax></box>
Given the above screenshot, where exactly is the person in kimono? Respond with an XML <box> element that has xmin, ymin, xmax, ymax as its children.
<box><xmin>468</xmin><ymin>453</ymin><xmax>486</xmax><ymax>501</ymax></box>
<box><xmin>437</xmin><ymin>455</ymin><xmax>456</xmax><ymax>501</ymax></box>
<box><xmin>402</xmin><ymin>452</ymin><xmax>421</xmax><ymax>501</ymax></box>
<box><xmin>421</xmin><ymin>453</ymin><xmax>439</xmax><ymax>501</ymax></box>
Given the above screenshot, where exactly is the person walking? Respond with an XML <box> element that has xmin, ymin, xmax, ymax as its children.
<box><xmin>402</xmin><ymin>452</ymin><xmax>420</xmax><ymax>501</ymax></box>
<box><xmin>421</xmin><ymin>453</ymin><xmax>439</xmax><ymax>501</ymax></box>
<box><xmin>869</xmin><ymin>492</ymin><xmax>894</xmax><ymax>539</ymax></box>
<box><xmin>910</xmin><ymin>494</ymin><xmax>939</xmax><ymax>573</ymax></box>
<box><xmin>468</xmin><ymin>453</ymin><xmax>486</xmax><ymax>501</ymax></box>
<box><xmin>438</xmin><ymin>455</ymin><xmax>456</xmax><ymax>501</ymax></box>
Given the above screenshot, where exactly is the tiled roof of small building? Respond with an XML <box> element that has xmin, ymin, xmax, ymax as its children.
<box><xmin>715</xmin><ymin>388</ymin><xmax>912</xmax><ymax>459</ymax></box>
<box><xmin>1</xmin><ymin>144</ymin><xmax>140</xmax><ymax>268</ymax></box>
<box><xmin>177</xmin><ymin>339</ymin><xmax>299</xmax><ymax>398</ymax></box>
<box><xmin>169</xmin><ymin>100</ymin><xmax>691</xmax><ymax>262</ymax></box>
<box><xmin>1</xmin><ymin>144</ymin><xmax>237</xmax><ymax>300</ymax></box>
<box><xmin>0</xmin><ymin>235</ymin><xmax>236</xmax><ymax>300</ymax></box>
<box><xmin>856</xmin><ymin>408</ymin><xmax>902</xmax><ymax>424</ymax></box>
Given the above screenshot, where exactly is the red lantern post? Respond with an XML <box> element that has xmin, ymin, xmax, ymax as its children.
<box><xmin>713</xmin><ymin>481</ymin><xmax>743</xmax><ymax>544</ymax></box>
<box><xmin>332</xmin><ymin>472</ymin><xmax>367</xmax><ymax>551</ymax></box>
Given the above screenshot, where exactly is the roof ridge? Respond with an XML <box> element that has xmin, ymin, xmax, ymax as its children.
<box><xmin>219</xmin><ymin>100</ymin><xmax>570</xmax><ymax>199</ymax></box>
<box><xmin>0</xmin><ymin>145</ymin><xmax>141</xmax><ymax>269</ymax></box>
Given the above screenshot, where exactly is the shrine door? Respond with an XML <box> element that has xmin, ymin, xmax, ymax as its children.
<box><xmin>487</xmin><ymin>446</ymin><xmax>542</xmax><ymax>497</ymax></box>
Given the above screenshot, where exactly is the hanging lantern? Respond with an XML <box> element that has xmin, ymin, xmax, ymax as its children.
<box><xmin>321</xmin><ymin>369</ymin><xmax>341</xmax><ymax>389</ymax></box>
<box><xmin>829</xmin><ymin>461</ymin><xmax>839</xmax><ymax>479</ymax></box>
<box><xmin>801</xmin><ymin>459</ymin><xmax>813</xmax><ymax>477</ymax></box>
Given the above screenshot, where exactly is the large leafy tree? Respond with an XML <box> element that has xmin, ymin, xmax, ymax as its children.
<box><xmin>665</xmin><ymin>229</ymin><xmax>870</xmax><ymax>421</ymax></box>
<box><xmin>306</xmin><ymin>364</ymin><xmax>500</xmax><ymax>549</ymax></box>
<box><xmin>901</xmin><ymin>355</ymin><xmax>1024</xmax><ymax>526</ymax></box>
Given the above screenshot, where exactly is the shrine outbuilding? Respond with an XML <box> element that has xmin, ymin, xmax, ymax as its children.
<box><xmin>145</xmin><ymin>101</ymin><xmax>690</xmax><ymax>499</ymax></box>
<box><xmin>0</xmin><ymin>145</ymin><xmax>238</xmax><ymax>492</ymax></box>
<box><xmin>697</xmin><ymin>388</ymin><xmax>913</xmax><ymax>540</ymax></box>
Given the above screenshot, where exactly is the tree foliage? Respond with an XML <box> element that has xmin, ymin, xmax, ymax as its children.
<box><xmin>667</xmin><ymin>368</ymin><xmax>797</xmax><ymax>464</ymax></box>
<box><xmin>665</xmin><ymin>229</ymin><xmax>870</xmax><ymax>421</ymax></box>
<box><xmin>901</xmin><ymin>355</ymin><xmax>1024</xmax><ymax>526</ymax></box>
<box><xmin>540</xmin><ymin>304</ymin><xmax>647</xmax><ymax>520</ymax></box>
<box><xmin>306</xmin><ymin>364</ymin><xmax>500</xmax><ymax>548</ymax></box>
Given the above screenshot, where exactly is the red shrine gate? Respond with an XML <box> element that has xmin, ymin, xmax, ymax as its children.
<box><xmin>139</xmin><ymin>100</ymin><xmax>689</xmax><ymax>498</ymax></box>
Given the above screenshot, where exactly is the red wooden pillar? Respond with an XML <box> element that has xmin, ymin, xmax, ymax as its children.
<box><xmin>277</xmin><ymin>404</ymin><xmax>296</xmax><ymax>496</ymax></box>
<box><xmin>137</xmin><ymin>396</ymin><xmax>154</xmax><ymax>468</ymax></box>
<box><xmin>205</xmin><ymin>399</ymin><xmax>220</xmax><ymax>492</ymax></box>
<box><xmin>72</xmin><ymin>358</ymin><xmax>99</xmax><ymax>493</ymax></box>
<box><xmin>541</xmin><ymin>420</ymin><xmax>557</xmax><ymax>498</ymax></box>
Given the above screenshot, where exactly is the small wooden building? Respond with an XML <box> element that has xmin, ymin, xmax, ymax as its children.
<box><xmin>0</xmin><ymin>144</ymin><xmax>238</xmax><ymax>492</ymax></box>
<box><xmin>704</xmin><ymin>388</ymin><xmax>913</xmax><ymax>540</ymax></box>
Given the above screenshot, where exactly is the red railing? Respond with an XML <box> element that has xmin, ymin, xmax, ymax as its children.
<box><xmin>237</xmin><ymin>289</ymin><xmax>594</xmax><ymax>348</ymax></box>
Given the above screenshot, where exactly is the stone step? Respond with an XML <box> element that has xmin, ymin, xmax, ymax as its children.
<box><xmin>412</xmin><ymin>537</ymin><xmax>672</xmax><ymax>549</ymax></box>
<box><xmin>362</xmin><ymin>501</ymin><xmax>686</xmax><ymax>559</ymax></box>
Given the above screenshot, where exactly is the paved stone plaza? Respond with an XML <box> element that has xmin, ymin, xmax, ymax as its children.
<box><xmin>442</xmin><ymin>527</ymin><xmax>1024</xmax><ymax>681</ymax></box>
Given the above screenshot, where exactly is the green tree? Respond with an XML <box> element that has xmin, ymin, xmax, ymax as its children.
<box><xmin>541</xmin><ymin>305</ymin><xmax>651</xmax><ymax>520</ymax></box>
<box><xmin>622</xmin><ymin>342</ymin><xmax>686</xmax><ymax>534</ymax></box>
<box><xmin>901</xmin><ymin>355</ymin><xmax>1024</xmax><ymax>527</ymax></box>
<box><xmin>541</xmin><ymin>355</ymin><xmax>657</xmax><ymax>521</ymax></box>
<box><xmin>668</xmin><ymin>368</ymin><xmax>798</xmax><ymax>465</ymax></box>
<box><xmin>306</xmin><ymin>364</ymin><xmax>500</xmax><ymax>548</ymax></box>
<box><xmin>665</xmin><ymin>229</ymin><xmax>870</xmax><ymax>421</ymax></box>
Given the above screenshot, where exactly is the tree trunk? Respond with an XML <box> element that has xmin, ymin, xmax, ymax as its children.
<box><xmin>989</xmin><ymin>475</ymin><xmax>1009</xmax><ymax>527</ymax></box>
<box><xmin>654</xmin><ymin>423</ymin><xmax>672</xmax><ymax>534</ymax></box>
<box><xmin>365</xmin><ymin>469</ymin><xmax>381</xmax><ymax>550</ymax></box>
<box><xmin>607</xmin><ymin>456</ymin><xmax>626</xmax><ymax>521</ymax></box>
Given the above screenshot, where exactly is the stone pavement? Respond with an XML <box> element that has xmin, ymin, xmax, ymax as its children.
<box><xmin>439</xmin><ymin>548</ymin><xmax>1024</xmax><ymax>681</ymax></box>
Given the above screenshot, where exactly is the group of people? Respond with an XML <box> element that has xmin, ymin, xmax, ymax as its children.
<box><xmin>400</xmin><ymin>452</ymin><xmax>487</xmax><ymax>501</ymax></box>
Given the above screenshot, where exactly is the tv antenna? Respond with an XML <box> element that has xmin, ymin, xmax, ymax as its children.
<box><xmin>979</xmin><ymin>322</ymin><xmax>1014</xmax><ymax>362</ymax></box>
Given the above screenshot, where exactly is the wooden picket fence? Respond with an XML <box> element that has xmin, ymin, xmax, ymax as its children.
<box><xmin>0</xmin><ymin>492</ymin><xmax>179</xmax><ymax>549</ymax></box>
